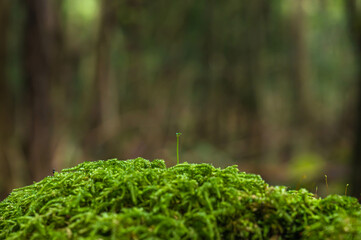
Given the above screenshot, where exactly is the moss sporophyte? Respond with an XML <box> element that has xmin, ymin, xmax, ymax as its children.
<box><xmin>1</xmin><ymin>158</ymin><xmax>361</xmax><ymax>239</ymax></box>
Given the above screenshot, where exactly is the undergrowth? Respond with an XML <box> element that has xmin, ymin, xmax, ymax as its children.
<box><xmin>1</xmin><ymin>158</ymin><xmax>360</xmax><ymax>239</ymax></box>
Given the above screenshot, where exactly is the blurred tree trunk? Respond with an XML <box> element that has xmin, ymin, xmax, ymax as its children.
<box><xmin>23</xmin><ymin>0</ymin><xmax>63</xmax><ymax>181</ymax></box>
<box><xmin>345</xmin><ymin>0</ymin><xmax>361</xmax><ymax>198</ymax></box>
<box><xmin>85</xmin><ymin>1</ymin><xmax>118</xmax><ymax>159</ymax></box>
<box><xmin>225</xmin><ymin>0</ymin><xmax>268</xmax><ymax>161</ymax></box>
<box><xmin>289</xmin><ymin>0</ymin><xmax>311</xmax><ymax>133</ymax></box>
<box><xmin>280</xmin><ymin>0</ymin><xmax>311</xmax><ymax>164</ymax></box>
<box><xmin>0</xmin><ymin>0</ymin><xmax>13</xmax><ymax>198</ymax></box>
<box><xmin>241</xmin><ymin>0</ymin><xmax>268</xmax><ymax>160</ymax></box>
<box><xmin>194</xmin><ymin>0</ymin><xmax>268</xmax><ymax>160</ymax></box>
<box><xmin>194</xmin><ymin>1</ymin><xmax>213</xmax><ymax>139</ymax></box>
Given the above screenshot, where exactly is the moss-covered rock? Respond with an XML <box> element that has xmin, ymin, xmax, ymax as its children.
<box><xmin>1</xmin><ymin>157</ymin><xmax>360</xmax><ymax>239</ymax></box>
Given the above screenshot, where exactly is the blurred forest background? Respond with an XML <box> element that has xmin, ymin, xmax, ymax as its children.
<box><xmin>1</xmin><ymin>0</ymin><xmax>361</xmax><ymax>200</ymax></box>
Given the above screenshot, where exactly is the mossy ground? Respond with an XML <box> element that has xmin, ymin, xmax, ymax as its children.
<box><xmin>1</xmin><ymin>158</ymin><xmax>360</xmax><ymax>239</ymax></box>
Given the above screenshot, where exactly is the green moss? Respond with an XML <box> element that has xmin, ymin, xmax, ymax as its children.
<box><xmin>1</xmin><ymin>157</ymin><xmax>360</xmax><ymax>239</ymax></box>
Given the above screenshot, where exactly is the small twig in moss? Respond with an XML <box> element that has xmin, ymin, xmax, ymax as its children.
<box><xmin>176</xmin><ymin>133</ymin><xmax>182</xmax><ymax>165</ymax></box>
<box><xmin>296</xmin><ymin>174</ymin><xmax>307</xmax><ymax>190</ymax></box>
<box><xmin>325</xmin><ymin>175</ymin><xmax>328</xmax><ymax>195</ymax></box>
<box><xmin>345</xmin><ymin>184</ymin><xmax>349</xmax><ymax>196</ymax></box>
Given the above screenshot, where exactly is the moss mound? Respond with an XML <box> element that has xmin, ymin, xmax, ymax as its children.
<box><xmin>1</xmin><ymin>158</ymin><xmax>361</xmax><ymax>239</ymax></box>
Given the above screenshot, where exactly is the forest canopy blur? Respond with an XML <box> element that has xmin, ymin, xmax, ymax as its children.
<box><xmin>0</xmin><ymin>0</ymin><xmax>360</xmax><ymax>199</ymax></box>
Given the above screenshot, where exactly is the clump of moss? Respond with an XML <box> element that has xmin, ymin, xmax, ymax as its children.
<box><xmin>1</xmin><ymin>158</ymin><xmax>361</xmax><ymax>239</ymax></box>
